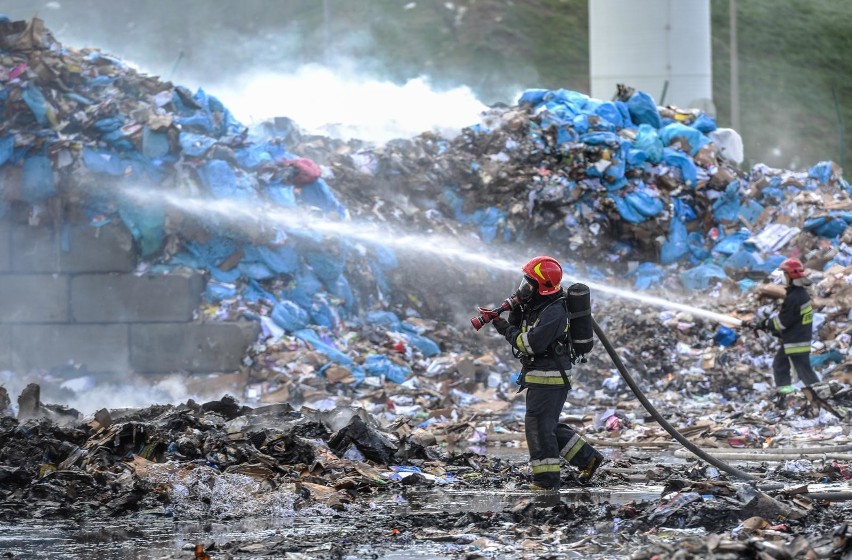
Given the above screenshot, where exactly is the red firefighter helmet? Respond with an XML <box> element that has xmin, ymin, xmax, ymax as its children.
<box><xmin>522</xmin><ymin>256</ymin><xmax>563</xmax><ymax>296</ymax></box>
<box><xmin>779</xmin><ymin>257</ymin><xmax>806</xmax><ymax>279</ymax></box>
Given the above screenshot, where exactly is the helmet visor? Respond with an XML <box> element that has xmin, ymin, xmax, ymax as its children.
<box><xmin>517</xmin><ymin>277</ymin><xmax>537</xmax><ymax>301</ymax></box>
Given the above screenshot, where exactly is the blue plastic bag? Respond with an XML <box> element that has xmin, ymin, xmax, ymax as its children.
<box><xmin>679</xmin><ymin>264</ymin><xmax>728</xmax><ymax>291</ymax></box>
<box><xmin>714</xmin><ymin>326</ymin><xmax>737</xmax><ymax>347</ymax></box>
<box><xmin>712</xmin><ymin>181</ymin><xmax>741</xmax><ymax>222</ymax></box>
<box><xmin>365</xmin><ymin>310</ymin><xmax>402</xmax><ymax>330</ymax></box>
<box><xmin>629</xmin><ymin>262</ymin><xmax>665</xmax><ymax>290</ymax></box>
<box><xmin>627</xmin><ymin>91</ymin><xmax>662</xmax><ymax>128</ymax></box>
<box><xmin>625</xmin><ymin>188</ymin><xmax>663</xmax><ymax>218</ymax></box>
<box><xmin>661</xmin><ymin>148</ymin><xmax>698</xmax><ymax>186</ymax></box>
<box><xmin>660</xmin><ymin>123</ymin><xmax>710</xmax><ymax>155</ymax></box>
<box><xmin>363</xmin><ymin>354</ymin><xmax>411</xmax><ymax>384</ymax></box>
<box><xmin>610</xmin><ymin>194</ymin><xmax>646</xmax><ymax>224</ymax></box>
<box><xmin>295</xmin><ymin>329</ymin><xmax>351</xmax><ymax>365</ymax></box>
<box><xmin>661</xmin><ymin>217</ymin><xmax>689</xmax><ymax>264</ymax></box>
<box><xmin>633</xmin><ymin>124</ymin><xmax>663</xmax><ymax>163</ymax></box>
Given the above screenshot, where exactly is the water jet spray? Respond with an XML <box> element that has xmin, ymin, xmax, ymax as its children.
<box><xmin>118</xmin><ymin>186</ymin><xmax>759</xmax><ymax>480</ymax></box>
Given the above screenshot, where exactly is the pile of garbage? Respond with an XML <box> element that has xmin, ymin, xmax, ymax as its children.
<box><xmin>3</xmin><ymin>15</ymin><xmax>852</xmax><ymax>401</ymax></box>
<box><xmin>3</xmin><ymin>15</ymin><xmax>852</xmax><ymax>556</ymax></box>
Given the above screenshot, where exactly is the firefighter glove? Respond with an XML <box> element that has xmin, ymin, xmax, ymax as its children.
<box><xmin>492</xmin><ymin>317</ymin><xmax>510</xmax><ymax>336</ymax></box>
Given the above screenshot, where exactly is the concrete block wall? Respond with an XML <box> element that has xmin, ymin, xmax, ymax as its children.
<box><xmin>0</xmin><ymin>218</ymin><xmax>258</xmax><ymax>374</ymax></box>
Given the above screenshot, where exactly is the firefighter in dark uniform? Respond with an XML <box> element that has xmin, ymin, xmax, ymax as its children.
<box><xmin>490</xmin><ymin>256</ymin><xmax>603</xmax><ymax>491</ymax></box>
<box><xmin>750</xmin><ymin>257</ymin><xmax>819</xmax><ymax>395</ymax></box>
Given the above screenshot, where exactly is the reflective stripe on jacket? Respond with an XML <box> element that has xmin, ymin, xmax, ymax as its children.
<box><xmin>769</xmin><ymin>285</ymin><xmax>813</xmax><ymax>354</ymax></box>
<box><xmin>502</xmin><ymin>290</ymin><xmax>572</xmax><ymax>387</ymax></box>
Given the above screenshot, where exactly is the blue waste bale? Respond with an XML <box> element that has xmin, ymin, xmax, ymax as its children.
<box><xmin>305</xmin><ymin>250</ymin><xmax>345</xmax><ymax>285</ymax></box>
<box><xmin>298</xmin><ymin>178</ymin><xmax>347</xmax><ymax>217</ymax></box>
<box><xmin>328</xmin><ymin>274</ymin><xmax>356</xmax><ymax>313</ymax></box>
<box><xmin>86</xmin><ymin>76</ymin><xmax>115</xmax><ymax>87</ymax></box>
<box><xmin>724</xmin><ymin>248</ymin><xmax>759</xmax><ymax>271</ymax></box>
<box><xmin>546</xmin><ymin>88</ymin><xmax>591</xmax><ymax>110</ymax></box>
<box><xmin>365</xmin><ymin>310</ymin><xmax>402</xmax><ymax>331</ymax></box>
<box><xmin>633</xmin><ymin>124</ymin><xmax>663</xmax><ymax>163</ymax></box>
<box><xmin>692</xmin><ymin>113</ymin><xmax>717</xmax><ymax>133</ymax></box>
<box><xmin>610</xmin><ymin>194</ymin><xmax>646</xmax><ymax>224</ymax></box>
<box><xmin>712</xmin><ymin>180</ymin><xmax>741</xmax><ymax>222</ymax></box>
<box><xmin>287</xmin><ymin>269</ymin><xmax>324</xmax><ymax>308</ymax></box>
<box><xmin>185</xmin><ymin>237</ymin><xmax>238</xmax><ymax>268</ymax></box>
<box><xmin>713</xmin><ymin>230</ymin><xmax>751</xmax><ymax>256</ymax></box>
<box><xmin>310</xmin><ymin>296</ymin><xmax>339</xmax><ymax>329</ymax></box>
<box><xmin>661</xmin><ymin>216</ymin><xmax>689</xmax><ymax>264</ymax></box>
<box><xmin>205</xmin><ymin>281</ymin><xmax>238</xmax><ymax>302</ymax></box>
<box><xmin>680</xmin><ymin>264</ymin><xmax>728</xmax><ymax>291</ymax></box>
<box><xmin>22</xmin><ymin>86</ymin><xmax>50</xmax><ymax>125</ymax></box>
<box><xmin>255</xmin><ymin>244</ymin><xmax>300</xmax><ymax>275</ymax></box>
<box><xmin>625</xmin><ymin>188</ymin><xmax>663</xmax><ymax>218</ymax></box>
<box><xmin>238</xmin><ymin>260</ymin><xmax>275</xmax><ymax>280</ymax></box>
<box><xmin>760</xmin><ymin>186</ymin><xmax>785</xmax><ymax>205</ymax></box>
<box><xmin>594</xmin><ymin>101</ymin><xmax>623</xmax><ymax>129</ymax></box>
<box><xmin>556</xmin><ymin>126</ymin><xmax>578</xmax><ymax>146</ymax></box>
<box><xmin>738</xmin><ymin>278</ymin><xmax>758</xmax><ymax>292</ymax></box>
<box><xmin>808</xmin><ymin>161</ymin><xmax>835</xmax><ymax>185</ymax></box>
<box><xmin>661</xmin><ymin>148</ymin><xmax>698</xmax><ymax>186</ymax></box>
<box><xmin>0</xmin><ymin>136</ymin><xmax>14</xmax><ymax>166</ymax></box>
<box><xmin>518</xmin><ymin>89</ymin><xmax>549</xmax><ymax>106</ymax></box>
<box><xmin>629</xmin><ymin>262</ymin><xmax>665</xmax><ymax>290</ymax></box>
<box><xmin>400</xmin><ymin>328</ymin><xmax>441</xmax><ymax>357</ymax></box>
<box><xmin>93</xmin><ymin>116</ymin><xmax>125</xmax><ymax>133</ymax></box>
<box><xmin>142</xmin><ymin>127</ymin><xmax>170</xmax><ymax>159</ymax></box>
<box><xmin>604</xmin><ymin>158</ymin><xmax>626</xmax><ymax>185</ymax></box>
<box><xmin>118</xmin><ymin>202</ymin><xmax>165</xmax><ymax>257</ymax></box>
<box><xmin>21</xmin><ymin>155</ymin><xmax>55</xmax><ymax>202</ymax></box>
<box><xmin>470</xmin><ymin>206</ymin><xmax>505</xmax><ymax>243</ymax></box>
<box><xmin>660</xmin><ymin>123</ymin><xmax>710</xmax><ymax>155</ymax></box>
<box><xmin>179</xmin><ymin>132</ymin><xmax>217</xmax><ymax>157</ymax></box>
<box><xmin>751</xmin><ymin>254</ymin><xmax>786</xmax><ymax>274</ymax></box>
<box><xmin>580</xmin><ymin>131</ymin><xmax>620</xmax><ymax>145</ymax></box>
<box><xmin>615</xmin><ymin>100</ymin><xmax>634</xmax><ymax>129</ymax></box>
<box><xmin>739</xmin><ymin>199</ymin><xmax>764</xmax><ymax>226</ymax></box>
<box><xmin>714</xmin><ymin>325</ymin><xmax>737</xmax><ymax>347</ymax></box>
<box><xmin>572</xmin><ymin>114</ymin><xmax>590</xmax><ymax>134</ymax></box>
<box><xmin>363</xmin><ymin>354</ymin><xmax>411</xmax><ymax>384</ymax></box>
<box><xmin>673</xmin><ymin>198</ymin><xmax>698</xmax><ymax>221</ymax></box>
<box><xmin>272</xmin><ymin>300</ymin><xmax>311</xmax><ymax>332</ymax></box>
<box><xmin>234</xmin><ymin>144</ymin><xmax>275</xmax><ymax>170</ymax></box>
<box><xmin>627</xmin><ymin>91</ymin><xmax>662</xmax><ymax>128</ymax></box>
<box><xmin>626</xmin><ymin>148</ymin><xmax>647</xmax><ymax>167</ymax></box>
<box><xmin>82</xmin><ymin>147</ymin><xmax>129</xmax><ymax>176</ymax></box>
<box><xmin>243</xmin><ymin>279</ymin><xmax>275</xmax><ymax>303</ymax></box>
<box><xmin>811</xmin><ymin>350</ymin><xmax>844</xmax><ymax>368</ymax></box>
<box><xmin>173</xmin><ymin>88</ymin><xmax>238</xmax><ymax>137</ymax></box>
<box><xmin>804</xmin><ymin>216</ymin><xmax>847</xmax><ymax>238</ymax></box>
<box><xmin>198</xmin><ymin>159</ymin><xmax>257</xmax><ymax>200</ymax></box>
<box><xmin>687</xmin><ymin>231</ymin><xmax>711</xmax><ymax>260</ymax></box>
<box><xmin>101</xmin><ymin>128</ymin><xmax>135</xmax><ymax>152</ymax></box>
<box><xmin>266</xmin><ymin>183</ymin><xmax>297</xmax><ymax>207</ymax></box>
<box><xmin>295</xmin><ymin>328</ymin><xmax>352</xmax><ymax>365</ymax></box>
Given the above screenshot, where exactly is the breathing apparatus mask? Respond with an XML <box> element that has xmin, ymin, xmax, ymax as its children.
<box><xmin>517</xmin><ymin>276</ymin><xmax>538</xmax><ymax>303</ymax></box>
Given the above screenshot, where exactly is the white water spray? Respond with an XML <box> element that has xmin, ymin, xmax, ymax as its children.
<box><xmin>121</xmin><ymin>187</ymin><xmax>741</xmax><ymax>326</ymax></box>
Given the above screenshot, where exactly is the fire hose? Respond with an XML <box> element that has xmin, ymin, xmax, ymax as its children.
<box><xmin>592</xmin><ymin>317</ymin><xmax>760</xmax><ymax>483</ymax></box>
<box><xmin>595</xmin><ymin>318</ymin><xmax>852</xmax><ymax>501</ymax></box>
